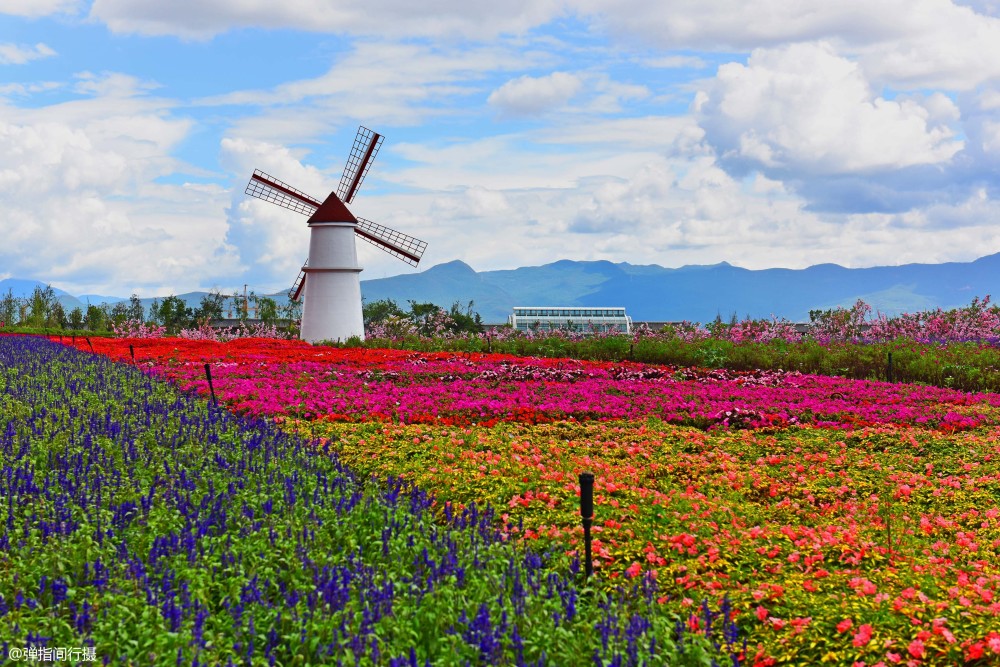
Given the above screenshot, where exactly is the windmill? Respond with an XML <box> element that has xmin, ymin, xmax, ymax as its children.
<box><xmin>244</xmin><ymin>126</ymin><xmax>427</xmax><ymax>343</ymax></box>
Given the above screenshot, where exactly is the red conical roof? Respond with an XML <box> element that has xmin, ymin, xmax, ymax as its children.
<box><xmin>307</xmin><ymin>192</ymin><xmax>358</xmax><ymax>224</ymax></box>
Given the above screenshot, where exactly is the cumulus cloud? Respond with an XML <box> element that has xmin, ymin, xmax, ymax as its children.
<box><xmin>220</xmin><ymin>137</ymin><xmax>333</xmax><ymax>290</ymax></box>
<box><xmin>695</xmin><ymin>42</ymin><xmax>963</xmax><ymax>177</ymax></box>
<box><xmin>0</xmin><ymin>42</ymin><xmax>56</xmax><ymax>65</ymax></box>
<box><xmin>488</xmin><ymin>72</ymin><xmax>582</xmax><ymax>115</ymax></box>
<box><xmin>0</xmin><ymin>77</ymin><xmax>239</xmax><ymax>295</ymax></box>
<box><xmin>578</xmin><ymin>0</ymin><xmax>1000</xmax><ymax>87</ymax></box>
<box><xmin>858</xmin><ymin>6</ymin><xmax>1000</xmax><ymax>90</ymax></box>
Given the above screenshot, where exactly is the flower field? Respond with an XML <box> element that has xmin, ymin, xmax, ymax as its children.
<box><xmin>1</xmin><ymin>335</ymin><xmax>744</xmax><ymax>666</ymax></box>
<box><xmin>36</xmin><ymin>334</ymin><xmax>1000</xmax><ymax>666</ymax></box>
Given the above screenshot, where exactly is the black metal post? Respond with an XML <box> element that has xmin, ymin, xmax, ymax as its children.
<box><xmin>204</xmin><ymin>363</ymin><xmax>217</xmax><ymax>405</ymax></box>
<box><xmin>579</xmin><ymin>472</ymin><xmax>594</xmax><ymax>578</ymax></box>
<box><xmin>85</xmin><ymin>337</ymin><xmax>94</xmax><ymax>353</ymax></box>
<box><xmin>129</xmin><ymin>344</ymin><xmax>135</xmax><ymax>364</ymax></box>
<box><xmin>887</xmin><ymin>352</ymin><xmax>894</xmax><ymax>383</ymax></box>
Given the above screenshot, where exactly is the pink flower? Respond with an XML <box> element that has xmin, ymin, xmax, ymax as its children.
<box><xmin>837</xmin><ymin>619</ymin><xmax>854</xmax><ymax>633</ymax></box>
<box><xmin>853</xmin><ymin>624</ymin><xmax>874</xmax><ymax>647</ymax></box>
<box><xmin>625</xmin><ymin>562</ymin><xmax>642</xmax><ymax>578</ymax></box>
<box><xmin>907</xmin><ymin>639</ymin><xmax>925</xmax><ymax>659</ymax></box>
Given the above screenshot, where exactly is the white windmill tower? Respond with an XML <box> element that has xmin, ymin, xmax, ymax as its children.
<box><xmin>244</xmin><ymin>126</ymin><xmax>427</xmax><ymax>343</ymax></box>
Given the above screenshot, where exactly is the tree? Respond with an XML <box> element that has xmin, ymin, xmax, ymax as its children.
<box><xmin>28</xmin><ymin>285</ymin><xmax>56</xmax><ymax>327</ymax></box>
<box><xmin>49</xmin><ymin>302</ymin><xmax>68</xmax><ymax>329</ymax></box>
<box><xmin>447</xmin><ymin>300</ymin><xmax>483</xmax><ymax>334</ymax></box>
<box><xmin>128</xmin><ymin>294</ymin><xmax>145</xmax><ymax>322</ymax></box>
<box><xmin>195</xmin><ymin>289</ymin><xmax>226</xmax><ymax>324</ymax></box>
<box><xmin>363</xmin><ymin>298</ymin><xmax>406</xmax><ymax>326</ymax></box>
<box><xmin>0</xmin><ymin>289</ymin><xmax>18</xmax><ymax>327</ymax></box>
<box><xmin>403</xmin><ymin>300</ymin><xmax>483</xmax><ymax>336</ymax></box>
<box><xmin>69</xmin><ymin>307</ymin><xmax>84</xmax><ymax>330</ymax></box>
<box><xmin>110</xmin><ymin>301</ymin><xmax>130</xmax><ymax>325</ymax></box>
<box><xmin>230</xmin><ymin>288</ymin><xmax>257</xmax><ymax>322</ymax></box>
<box><xmin>407</xmin><ymin>301</ymin><xmax>440</xmax><ymax>334</ymax></box>
<box><xmin>280</xmin><ymin>297</ymin><xmax>302</xmax><ymax>332</ymax></box>
<box><xmin>256</xmin><ymin>296</ymin><xmax>279</xmax><ymax>325</ymax></box>
<box><xmin>84</xmin><ymin>304</ymin><xmax>106</xmax><ymax>331</ymax></box>
<box><xmin>153</xmin><ymin>295</ymin><xmax>193</xmax><ymax>334</ymax></box>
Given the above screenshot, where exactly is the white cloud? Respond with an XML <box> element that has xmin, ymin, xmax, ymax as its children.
<box><xmin>0</xmin><ymin>0</ymin><xmax>77</xmax><ymax>17</ymax></box>
<box><xmin>0</xmin><ymin>81</ymin><xmax>61</xmax><ymax>96</ymax></box>
<box><xmin>577</xmin><ymin>0</ymin><xmax>1000</xmax><ymax>91</ymax></box>
<box><xmin>696</xmin><ymin>42</ymin><xmax>963</xmax><ymax>176</ymax></box>
<box><xmin>201</xmin><ymin>41</ymin><xmax>545</xmax><ymax>146</ymax></box>
<box><xmin>0</xmin><ymin>42</ymin><xmax>56</xmax><ymax>65</ymax></box>
<box><xmin>219</xmin><ymin>137</ymin><xmax>333</xmax><ymax>290</ymax></box>
<box><xmin>855</xmin><ymin>3</ymin><xmax>1000</xmax><ymax>89</ymax></box>
<box><xmin>343</xmin><ymin>122</ymin><xmax>1000</xmax><ymax>278</ymax></box>
<box><xmin>488</xmin><ymin>72</ymin><xmax>582</xmax><ymax>115</ymax></box>
<box><xmin>75</xmin><ymin>0</ymin><xmax>1000</xmax><ymax>94</ymax></box>
<box><xmin>89</xmin><ymin>0</ymin><xmax>564</xmax><ymax>39</ymax></box>
<box><xmin>576</xmin><ymin>0</ymin><xmax>902</xmax><ymax>50</ymax></box>
<box><xmin>0</xmin><ymin>76</ymin><xmax>239</xmax><ymax>295</ymax></box>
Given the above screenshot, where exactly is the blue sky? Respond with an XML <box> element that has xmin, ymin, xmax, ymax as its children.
<box><xmin>2</xmin><ymin>0</ymin><xmax>1000</xmax><ymax>296</ymax></box>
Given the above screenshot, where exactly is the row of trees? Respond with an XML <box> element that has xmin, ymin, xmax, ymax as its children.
<box><xmin>146</xmin><ymin>291</ymin><xmax>297</xmax><ymax>335</ymax></box>
<box><xmin>0</xmin><ymin>286</ymin><xmax>146</xmax><ymax>331</ymax></box>
<box><xmin>0</xmin><ymin>286</ymin><xmax>301</xmax><ymax>335</ymax></box>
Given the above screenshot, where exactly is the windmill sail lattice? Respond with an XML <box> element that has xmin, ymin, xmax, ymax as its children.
<box><xmin>243</xmin><ymin>126</ymin><xmax>427</xmax><ymax>341</ymax></box>
<box><xmin>246</xmin><ymin>170</ymin><xmax>320</xmax><ymax>215</ymax></box>
<box><xmin>245</xmin><ymin>170</ymin><xmax>426</xmax><ymax>266</ymax></box>
<box><xmin>355</xmin><ymin>218</ymin><xmax>426</xmax><ymax>266</ymax></box>
<box><xmin>337</xmin><ymin>127</ymin><xmax>383</xmax><ymax>204</ymax></box>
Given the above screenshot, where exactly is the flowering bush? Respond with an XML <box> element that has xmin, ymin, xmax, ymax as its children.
<box><xmin>176</xmin><ymin>319</ymin><xmax>287</xmax><ymax>341</ymax></box>
<box><xmin>110</xmin><ymin>318</ymin><xmax>166</xmax><ymax>339</ymax></box>
<box><xmin>865</xmin><ymin>296</ymin><xmax>1000</xmax><ymax>343</ymax></box>
<box><xmin>112</xmin><ymin>317</ymin><xmax>287</xmax><ymax>342</ymax></box>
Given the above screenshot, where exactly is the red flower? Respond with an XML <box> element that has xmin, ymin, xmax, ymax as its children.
<box><xmin>837</xmin><ymin>619</ymin><xmax>853</xmax><ymax>633</ymax></box>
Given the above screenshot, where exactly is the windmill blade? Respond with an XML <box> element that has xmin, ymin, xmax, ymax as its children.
<box><xmin>246</xmin><ymin>170</ymin><xmax>321</xmax><ymax>216</ymax></box>
<box><xmin>337</xmin><ymin>126</ymin><xmax>383</xmax><ymax>204</ymax></box>
<box><xmin>289</xmin><ymin>260</ymin><xmax>308</xmax><ymax>302</ymax></box>
<box><xmin>355</xmin><ymin>218</ymin><xmax>427</xmax><ymax>267</ymax></box>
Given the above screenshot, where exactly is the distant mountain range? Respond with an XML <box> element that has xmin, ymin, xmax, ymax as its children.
<box><xmin>5</xmin><ymin>252</ymin><xmax>1000</xmax><ymax>324</ymax></box>
<box><xmin>361</xmin><ymin>253</ymin><xmax>1000</xmax><ymax>322</ymax></box>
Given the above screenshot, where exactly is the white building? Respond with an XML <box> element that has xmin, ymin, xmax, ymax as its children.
<box><xmin>509</xmin><ymin>307</ymin><xmax>632</xmax><ymax>334</ymax></box>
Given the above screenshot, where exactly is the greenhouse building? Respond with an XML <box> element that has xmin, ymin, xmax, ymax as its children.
<box><xmin>508</xmin><ymin>307</ymin><xmax>632</xmax><ymax>334</ymax></box>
